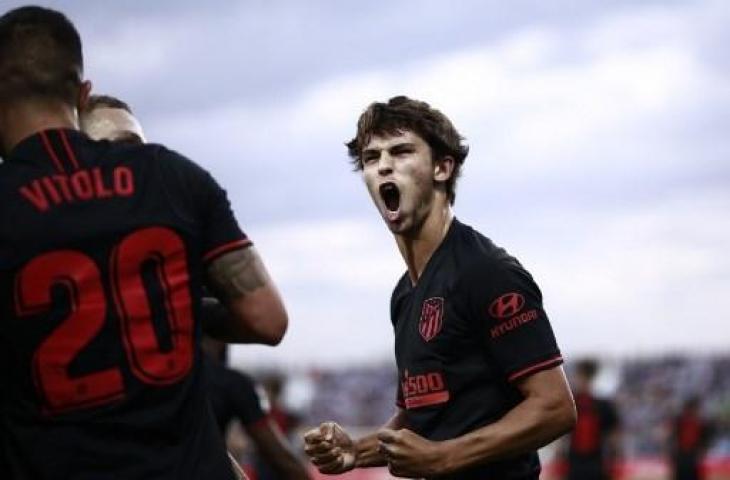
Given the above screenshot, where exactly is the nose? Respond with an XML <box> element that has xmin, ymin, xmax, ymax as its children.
<box><xmin>377</xmin><ymin>153</ymin><xmax>393</xmax><ymax>176</ymax></box>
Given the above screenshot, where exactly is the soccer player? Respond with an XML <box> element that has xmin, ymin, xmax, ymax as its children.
<box><xmin>79</xmin><ymin>94</ymin><xmax>286</xmax><ymax>480</ymax></box>
<box><xmin>0</xmin><ymin>6</ymin><xmax>287</xmax><ymax>479</ymax></box>
<box><xmin>80</xmin><ymin>94</ymin><xmax>146</xmax><ymax>144</ymax></box>
<box><xmin>202</xmin><ymin>337</ymin><xmax>312</xmax><ymax>480</ymax></box>
<box><xmin>670</xmin><ymin>397</ymin><xmax>713</xmax><ymax>480</ymax></box>
<box><xmin>564</xmin><ymin>359</ymin><xmax>620</xmax><ymax>480</ymax></box>
<box><xmin>304</xmin><ymin>96</ymin><xmax>576</xmax><ymax>479</ymax></box>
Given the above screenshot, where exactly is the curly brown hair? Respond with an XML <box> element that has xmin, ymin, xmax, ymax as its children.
<box><xmin>346</xmin><ymin>96</ymin><xmax>469</xmax><ymax>205</ymax></box>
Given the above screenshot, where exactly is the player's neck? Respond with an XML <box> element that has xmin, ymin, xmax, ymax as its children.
<box><xmin>0</xmin><ymin>101</ymin><xmax>79</xmax><ymax>154</ymax></box>
<box><xmin>396</xmin><ymin>201</ymin><xmax>453</xmax><ymax>286</ymax></box>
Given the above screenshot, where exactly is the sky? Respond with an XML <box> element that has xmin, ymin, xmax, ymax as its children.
<box><xmin>5</xmin><ymin>0</ymin><xmax>729</xmax><ymax>368</ymax></box>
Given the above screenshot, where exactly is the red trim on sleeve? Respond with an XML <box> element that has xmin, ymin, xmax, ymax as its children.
<box><xmin>40</xmin><ymin>131</ymin><xmax>65</xmax><ymax>173</ymax></box>
<box><xmin>203</xmin><ymin>238</ymin><xmax>252</xmax><ymax>263</ymax></box>
<box><xmin>508</xmin><ymin>355</ymin><xmax>563</xmax><ymax>382</ymax></box>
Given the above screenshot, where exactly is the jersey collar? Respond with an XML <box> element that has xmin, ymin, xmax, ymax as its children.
<box><xmin>5</xmin><ymin>128</ymin><xmax>87</xmax><ymax>166</ymax></box>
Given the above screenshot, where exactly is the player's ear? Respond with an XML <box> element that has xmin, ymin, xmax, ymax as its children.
<box><xmin>434</xmin><ymin>155</ymin><xmax>455</xmax><ymax>182</ymax></box>
<box><xmin>77</xmin><ymin>80</ymin><xmax>92</xmax><ymax>113</ymax></box>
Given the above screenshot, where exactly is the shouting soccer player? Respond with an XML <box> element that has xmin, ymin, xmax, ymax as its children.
<box><xmin>0</xmin><ymin>7</ymin><xmax>286</xmax><ymax>479</ymax></box>
<box><xmin>304</xmin><ymin>96</ymin><xmax>576</xmax><ymax>479</ymax></box>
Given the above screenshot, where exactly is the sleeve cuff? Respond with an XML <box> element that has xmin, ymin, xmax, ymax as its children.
<box><xmin>203</xmin><ymin>238</ymin><xmax>252</xmax><ymax>263</ymax></box>
<box><xmin>507</xmin><ymin>354</ymin><xmax>563</xmax><ymax>382</ymax></box>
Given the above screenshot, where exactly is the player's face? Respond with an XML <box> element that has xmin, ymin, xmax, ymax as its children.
<box><xmin>361</xmin><ymin>130</ymin><xmax>438</xmax><ymax>235</ymax></box>
<box><xmin>81</xmin><ymin>107</ymin><xmax>145</xmax><ymax>144</ymax></box>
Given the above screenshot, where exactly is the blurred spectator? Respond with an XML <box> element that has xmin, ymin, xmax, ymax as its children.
<box><xmin>255</xmin><ymin>373</ymin><xmax>308</xmax><ymax>480</ymax></box>
<box><xmin>564</xmin><ymin>359</ymin><xmax>620</xmax><ymax>480</ymax></box>
<box><xmin>202</xmin><ymin>336</ymin><xmax>311</xmax><ymax>480</ymax></box>
<box><xmin>670</xmin><ymin>397</ymin><xmax>713</xmax><ymax>480</ymax></box>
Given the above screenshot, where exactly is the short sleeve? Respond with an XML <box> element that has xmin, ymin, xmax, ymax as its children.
<box><xmin>467</xmin><ymin>259</ymin><xmax>562</xmax><ymax>383</ymax></box>
<box><xmin>230</xmin><ymin>371</ymin><xmax>268</xmax><ymax>427</ymax></box>
<box><xmin>198</xmin><ymin>171</ymin><xmax>251</xmax><ymax>263</ymax></box>
<box><xmin>154</xmin><ymin>146</ymin><xmax>251</xmax><ymax>264</ymax></box>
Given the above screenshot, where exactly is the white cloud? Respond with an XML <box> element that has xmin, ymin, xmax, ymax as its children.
<box><xmin>232</xmin><ymin>218</ymin><xmax>403</xmax><ymax>368</ymax></box>
<box><xmin>141</xmin><ymin>1</ymin><xmax>727</xmax><ymax>366</ymax></box>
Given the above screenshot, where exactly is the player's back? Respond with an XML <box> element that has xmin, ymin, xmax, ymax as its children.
<box><xmin>0</xmin><ymin>129</ymin><xmax>240</xmax><ymax>479</ymax></box>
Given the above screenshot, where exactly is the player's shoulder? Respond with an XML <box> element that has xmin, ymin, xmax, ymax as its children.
<box><xmin>130</xmin><ymin>142</ymin><xmax>215</xmax><ymax>194</ymax></box>
<box><xmin>143</xmin><ymin>142</ymin><xmax>203</xmax><ymax>172</ymax></box>
<box><xmin>451</xmin><ymin>219</ymin><xmax>526</xmax><ymax>278</ymax></box>
<box><xmin>390</xmin><ymin>271</ymin><xmax>412</xmax><ymax>305</ymax></box>
<box><xmin>391</xmin><ymin>271</ymin><xmax>410</xmax><ymax>296</ymax></box>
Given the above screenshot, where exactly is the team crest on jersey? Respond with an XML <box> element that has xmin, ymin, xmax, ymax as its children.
<box><xmin>419</xmin><ymin>297</ymin><xmax>444</xmax><ymax>342</ymax></box>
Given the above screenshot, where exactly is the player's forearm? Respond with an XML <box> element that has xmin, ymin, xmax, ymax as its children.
<box><xmin>354</xmin><ymin>410</ymin><xmax>406</xmax><ymax>468</ymax></box>
<box><xmin>201</xmin><ymin>295</ymin><xmax>278</xmax><ymax>344</ymax></box>
<box><xmin>438</xmin><ymin>393</ymin><xmax>575</xmax><ymax>474</ymax></box>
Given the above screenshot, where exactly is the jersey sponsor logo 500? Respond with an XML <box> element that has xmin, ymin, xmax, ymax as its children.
<box><xmin>401</xmin><ymin>370</ymin><xmax>449</xmax><ymax>409</ymax></box>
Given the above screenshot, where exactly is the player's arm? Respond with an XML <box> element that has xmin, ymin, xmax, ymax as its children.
<box><xmin>303</xmin><ymin>409</ymin><xmax>407</xmax><ymax>473</ymax></box>
<box><xmin>205</xmin><ymin>246</ymin><xmax>287</xmax><ymax>345</ymax></box>
<box><xmin>246</xmin><ymin>418</ymin><xmax>312</xmax><ymax>480</ymax></box>
<box><xmin>422</xmin><ymin>366</ymin><xmax>575</xmax><ymax>475</ymax></box>
<box><xmin>376</xmin><ymin>367</ymin><xmax>574</xmax><ymax>478</ymax></box>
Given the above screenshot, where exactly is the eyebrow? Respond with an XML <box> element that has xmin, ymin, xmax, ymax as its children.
<box><xmin>362</xmin><ymin>142</ymin><xmax>417</xmax><ymax>154</ymax></box>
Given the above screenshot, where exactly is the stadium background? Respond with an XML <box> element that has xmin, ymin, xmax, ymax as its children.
<box><xmin>6</xmin><ymin>1</ymin><xmax>728</xmax><ymax>478</ymax></box>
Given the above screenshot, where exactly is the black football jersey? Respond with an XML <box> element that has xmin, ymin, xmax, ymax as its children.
<box><xmin>203</xmin><ymin>356</ymin><xmax>267</xmax><ymax>433</ymax></box>
<box><xmin>391</xmin><ymin>218</ymin><xmax>563</xmax><ymax>480</ymax></box>
<box><xmin>0</xmin><ymin>129</ymin><xmax>250</xmax><ymax>479</ymax></box>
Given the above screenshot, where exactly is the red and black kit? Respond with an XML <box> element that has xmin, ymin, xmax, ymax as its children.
<box><xmin>0</xmin><ymin>129</ymin><xmax>249</xmax><ymax>479</ymax></box>
<box><xmin>203</xmin><ymin>355</ymin><xmax>267</xmax><ymax>433</ymax></box>
<box><xmin>391</xmin><ymin>218</ymin><xmax>563</xmax><ymax>480</ymax></box>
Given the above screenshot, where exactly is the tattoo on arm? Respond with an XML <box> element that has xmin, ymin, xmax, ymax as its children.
<box><xmin>207</xmin><ymin>247</ymin><xmax>269</xmax><ymax>300</ymax></box>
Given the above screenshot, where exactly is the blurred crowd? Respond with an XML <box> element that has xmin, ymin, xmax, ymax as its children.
<box><xmin>617</xmin><ymin>356</ymin><xmax>730</xmax><ymax>460</ymax></box>
<box><xmin>232</xmin><ymin>355</ymin><xmax>730</xmax><ymax>479</ymax></box>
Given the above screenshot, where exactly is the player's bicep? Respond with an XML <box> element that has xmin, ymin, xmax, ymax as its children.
<box><xmin>206</xmin><ymin>247</ymin><xmax>287</xmax><ymax>344</ymax></box>
<box><xmin>514</xmin><ymin>365</ymin><xmax>576</xmax><ymax>434</ymax></box>
<box><xmin>207</xmin><ymin>246</ymin><xmax>269</xmax><ymax>300</ymax></box>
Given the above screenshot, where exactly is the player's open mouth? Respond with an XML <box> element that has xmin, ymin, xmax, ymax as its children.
<box><xmin>379</xmin><ymin>182</ymin><xmax>400</xmax><ymax>213</ymax></box>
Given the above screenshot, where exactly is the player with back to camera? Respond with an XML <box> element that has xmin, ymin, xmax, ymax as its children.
<box><xmin>0</xmin><ymin>6</ymin><xmax>287</xmax><ymax>480</ymax></box>
<box><xmin>81</xmin><ymin>92</ymin><xmax>259</xmax><ymax>480</ymax></box>
<box><xmin>304</xmin><ymin>96</ymin><xmax>576</xmax><ymax>480</ymax></box>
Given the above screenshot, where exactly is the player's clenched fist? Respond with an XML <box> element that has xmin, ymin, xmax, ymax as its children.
<box><xmin>377</xmin><ymin>428</ymin><xmax>443</xmax><ymax>478</ymax></box>
<box><xmin>303</xmin><ymin>422</ymin><xmax>356</xmax><ymax>474</ymax></box>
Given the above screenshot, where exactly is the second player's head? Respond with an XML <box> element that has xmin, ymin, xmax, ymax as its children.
<box><xmin>346</xmin><ymin>96</ymin><xmax>468</xmax><ymax>235</ymax></box>
<box><xmin>81</xmin><ymin>94</ymin><xmax>146</xmax><ymax>144</ymax></box>
<box><xmin>0</xmin><ymin>6</ymin><xmax>89</xmax><ymax>110</ymax></box>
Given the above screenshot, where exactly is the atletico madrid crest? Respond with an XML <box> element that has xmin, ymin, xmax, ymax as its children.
<box><xmin>419</xmin><ymin>297</ymin><xmax>444</xmax><ymax>342</ymax></box>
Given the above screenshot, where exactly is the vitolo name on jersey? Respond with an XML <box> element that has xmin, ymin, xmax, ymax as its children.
<box><xmin>19</xmin><ymin>166</ymin><xmax>135</xmax><ymax>212</ymax></box>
